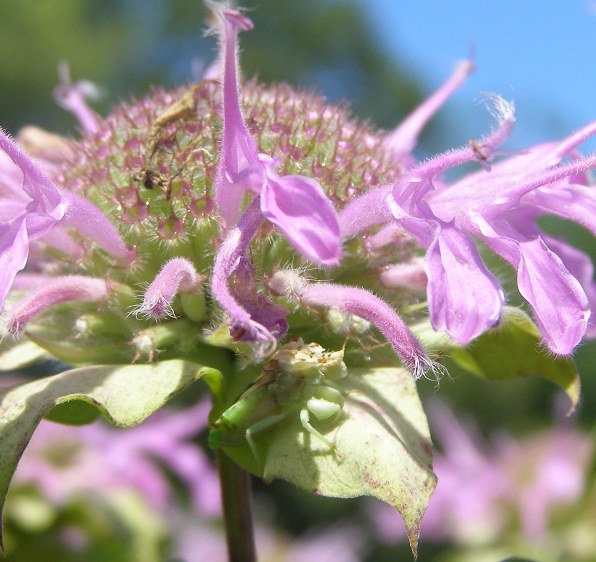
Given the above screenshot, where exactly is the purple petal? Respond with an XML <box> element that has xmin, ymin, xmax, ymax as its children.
<box><xmin>0</xmin><ymin>218</ymin><xmax>29</xmax><ymax>310</ymax></box>
<box><xmin>0</xmin><ymin>129</ymin><xmax>64</xmax><ymax>217</ymax></box>
<box><xmin>37</xmin><ymin>226</ymin><xmax>84</xmax><ymax>259</ymax></box>
<box><xmin>517</xmin><ymin>237</ymin><xmax>589</xmax><ymax>354</ymax></box>
<box><xmin>522</xmin><ymin>183</ymin><xmax>596</xmax><ymax>237</ymax></box>
<box><xmin>210</xmin><ymin>200</ymin><xmax>281</xmax><ymax>355</ymax></box>
<box><xmin>60</xmin><ymin>190</ymin><xmax>134</xmax><ymax>262</ymax></box>
<box><xmin>425</xmin><ymin>224</ymin><xmax>504</xmax><ymax>343</ymax></box>
<box><xmin>339</xmin><ymin>185</ymin><xmax>393</xmax><ymax>239</ymax></box>
<box><xmin>383</xmin><ymin>60</ymin><xmax>474</xmax><ymax>158</ymax></box>
<box><xmin>214</xmin><ymin>8</ymin><xmax>262</xmax><ymax>226</ymax></box>
<box><xmin>0</xmin><ymin>130</ymin><xmax>66</xmax><ymax>310</ymax></box>
<box><xmin>261</xmin><ymin>169</ymin><xmax>341</xmax><ymax>265</ymax></box>
<box><xmin>387</xmin><ymin>194</ymin><xmax>438</xmax><ymax>247</ymax></box>
<box><xmin>542</xmin><ymin>236</ymin><xmax>596</xmax><ymax>339</ymax></box>
<box><xmin>6</xmin><ymin>275</ymin><xmax>110</xmax><ymax>333</ymax></box>
<box><xmin>54</xmin><ymin>62</ymin><xmax>99</xmax><ymax>134</ymax></box>
<box><xmin>135</xmin><ymin>258</ymin><xmax>201</xmax><ymax>319</ymax></box>
<box><xmin>231</xmin><ymin>255</ymin><xmax>289</xmax><ymax>338</ymax></box>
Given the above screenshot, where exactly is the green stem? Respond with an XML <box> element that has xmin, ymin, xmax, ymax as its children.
<box><xmin>217</xmin><ymin>449</ymin><xmax>257</xmax><ymax>562</ymax></box>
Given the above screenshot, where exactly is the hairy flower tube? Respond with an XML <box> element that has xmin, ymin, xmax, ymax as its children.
<box><xmin>342</xmin><ymin>97</ymin><xmax>596</xmax><ymax>354</ymax></box>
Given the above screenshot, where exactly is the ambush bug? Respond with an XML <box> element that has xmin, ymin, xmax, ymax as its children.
<box><xmin>209</xmin><ymin>339</ymin><xmax>348</xmax><ymax>464</ymax></box>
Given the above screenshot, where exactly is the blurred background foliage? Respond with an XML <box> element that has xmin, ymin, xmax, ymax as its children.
<box><xmin>0</xmin><ymin>0</ymin><xmax>422</xmax><ymax>135</ymax></box>
<box><xmin>1</xmin><ymin>1</ymin><xmax>595</xmax><ymax>561</ymax></box>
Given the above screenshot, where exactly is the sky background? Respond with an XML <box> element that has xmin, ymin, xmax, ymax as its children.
<box><xmin>356</xmin><ymin>0</ymin><xmax>596</xmax><ymax>154</ymax></box>
<box><xmin>1</xmin><ymin>1</ymin><xmax>595</xmax><ymax>158</ymax></box>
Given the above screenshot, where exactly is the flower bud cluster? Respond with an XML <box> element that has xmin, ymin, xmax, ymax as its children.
<box><xmin>273</xmin><ymin>338</ymin><xmax>347</xmax><ymax>381</ymax></box>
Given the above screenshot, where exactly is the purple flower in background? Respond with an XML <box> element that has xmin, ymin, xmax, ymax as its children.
<box><xmin>373</xmin><ymin>400</ymin><xmax>593</xmax><ymax>545</ymax></box>
<box><xmin>173</xmin><ymin>516</ymin><xmax>365</xmax><ymax>562</ymax></box>
<box><xmin>14</xmin><ymin>400</ymin><xmax>221</xmax><ymax>517</ymax></box>
<box><xmin>9</xmin><ymin>380</ymin><xmax>364</xmax><ymax>562</ymax></box>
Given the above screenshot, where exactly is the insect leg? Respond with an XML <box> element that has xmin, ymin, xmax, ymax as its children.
<box><xmin>245</xmin><ymin>412</ymin><xmax>287</xmax><ymax>465</ymax></box>
<box><xmin>299</xmin><ymin>408</ymin><xmax>335</xmax><ymax>450</ymax></box>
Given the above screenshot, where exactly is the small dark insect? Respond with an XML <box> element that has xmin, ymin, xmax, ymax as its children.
<box><xmin>469</xmin><ymin>138</ymin><xmax>492</xmax><ymax>171</ymax></box>
<box><xmin>134</xmin><ymin>84</ymin><xmax>202</xmax><ymax>196</ymax></box>
<box><xmin>134</xmin><ymin>168</ymin><xmax>166</xmax><ymax>190</ymax></box>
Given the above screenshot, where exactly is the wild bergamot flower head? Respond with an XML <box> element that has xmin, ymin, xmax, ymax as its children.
<box><xmin>2</xmin><ymin>7</ymin><xmax>593</xmax><ymax>366</ymax></box>
<box><xmin>0</xmin><ymin>4</ymin><xmax>595</xmax><ymax>555</ymax></box>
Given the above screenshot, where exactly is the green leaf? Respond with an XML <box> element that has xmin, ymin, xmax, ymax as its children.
<box><xmin>449</xmin><ymin>307</ymin><xmax>580</xmax><ymax>410</ymax></box>
<box><xmin>43</xmin><ymin>399</ymin><xmax>101</xmax><ymax>425</ymax></box>
<box><xmin>0</xmin><ymin>359</ymin><xmax>214</xmax><ymax>547</ymax></box>
<box><xmin>231</xmin><ymin>367</ymin><xmax>435</xmax><ymax>557</ymax></box>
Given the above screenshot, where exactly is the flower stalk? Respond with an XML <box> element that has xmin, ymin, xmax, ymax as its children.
<box><xmin>217</xmin><ymin>449</ymin><xmax>256</xmax><ymax>562</ymax></box>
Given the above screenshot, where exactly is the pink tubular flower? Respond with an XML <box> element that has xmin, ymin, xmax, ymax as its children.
<box><xmin>299</xmin><ymin>283</ymin><xmax>432</xmax><ymax>379</ymax></box>
<box><xmin>425</xmin><ymin>121</ymin><xmax>596</xmax><ymax>353</ymax></box>
<box><xmin>0</xmin><ymin>130</ymin><xmax>66</xmax><ymax>312</ymax></box>
<box><xmin>134</xmin><ymin>258</ymin><xmax>201</xmax><ymax>319</ymax></box>
<box><xmin>342</xmin><ymin>95</ymin><xmax>596</xmax><ymax>354</ymax></box>
<box><xmin>213</xmin><ymin>8</ymin><xmax>341</xmax><ymax>265</ymax></box>
<box><xmin>0</xmin><ymin>132</ymin><xmax>134</xmax><ymax>316</ymax></box>
<box><xmin>6</xmin><ymin>275</ymin><xmax>110</xmax><ymax>333</ymax></box>
<box><xmin>212</xmin><ymin>199</ymin><xmax>289</xmax><ymax>355</ymax></box>
<box><xmin>268</xmin><ymin>269</ymin><xmax>431</xmax><ymax>378</ymax></box>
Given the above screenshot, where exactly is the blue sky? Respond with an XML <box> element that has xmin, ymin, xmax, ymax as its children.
<box><xmin>357</xmin><ymin>0</ymin><xmax>596</xmax><ymax>154</ymax></box>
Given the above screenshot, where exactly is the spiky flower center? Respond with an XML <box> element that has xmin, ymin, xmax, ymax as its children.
<box><xmin>52</xmin><ymin>81</ymin><xmax>410</xmax><ymax>284</ymax></box>
<box><xmin>30</xmin><ymin>81</ymin><xmax>418</xmax><ymax>363</ymax></box>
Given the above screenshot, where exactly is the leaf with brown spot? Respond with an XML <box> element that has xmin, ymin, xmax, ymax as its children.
<box><xmin>259</xmin><ymin>367</ymin><xmax>436</xmax><ymax>557</ymax></box>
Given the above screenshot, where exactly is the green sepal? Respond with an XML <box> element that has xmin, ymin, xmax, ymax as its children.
<box><xmin>24</xmin><ymin>308</ymin><xmax>136</xmax><ymax>365</ymax></box>
<box><xmin>0</xmin><ymin>339</ymin><xmax>47</xmax><ymax>371</ymax></box>
<box><xmin>449</xmin><ymin>307</ymin><xmax>581</xmax><ymax>410</ymax></box>
<box><xmin>0</xmin><ymin>359</ymin><xmax>215</xmax><ymax>548</ymax></box>
<box><xmin>180</xmin><ymin>292</ymin><xmax>207</xmax><ymax>322</ymax></box>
